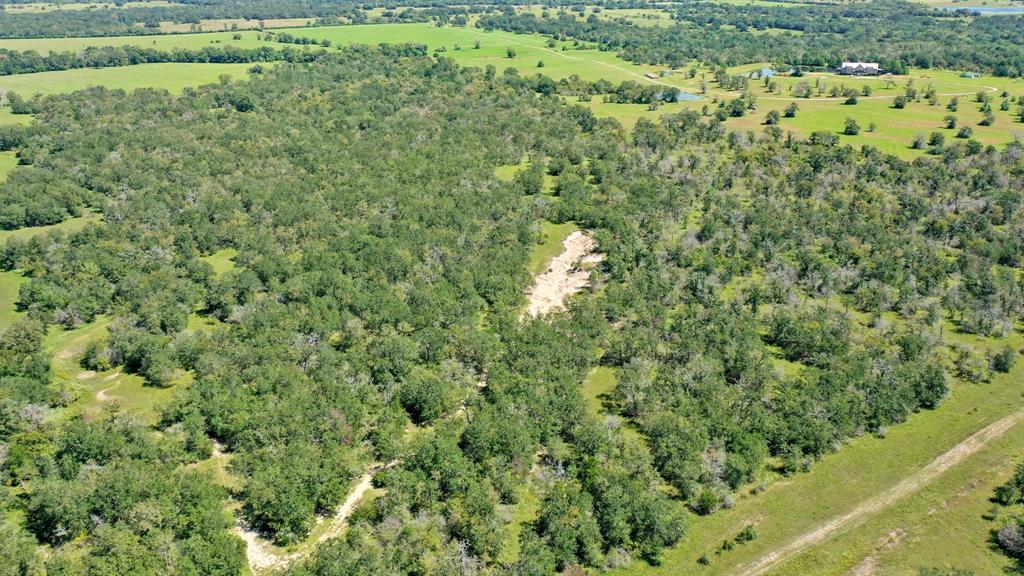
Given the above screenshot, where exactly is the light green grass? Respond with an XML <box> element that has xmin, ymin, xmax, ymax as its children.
<box><xmin>0</xmin><ymin>151</ymin><xmax>17</xmax><ymax>182</ymax></box>
<box><xmin>201</xmin><ymin>247</ymin><xmax>237</xmax><ymax>276</ymax></box>
<box><xmin>0</xmin><ymin>28</ymin><xmax>272</xmax><ymax>52</ymax></box>
<box><xmin>912</xmin><ymin>0</ymin><xmax>1022</xmax><ymax>7</ymax></box>
<box><xmin>571</xmin><ymin>67</ymin><xmax>1024</xmax><ymax>157</ymax></box>
<box><xmin>528</xmin><ymin>221</ymin><xmax>578</xmax><ymax>276</ymax></box>
<box><xmin>191</xmin><ymin>446</ymin><xmax>242</xmax><ymax>490</ymax></box>
<box><xmin>0</xmin><ymin>24</ymin><xmax>680</xmax><ymax>89</ymax></box>
<box><xmin>495</xmin><ymin>157</ymin><xmax>528</xmax><ymax>182</ymax></box>
<box><xmin>0</xmin><ymin>270</ymin><xmax>27</xmax><ymax>331</ymax></box>
<box><xmin>0</xmin><ymin>62</ymin><xmax>256</xmax><ymax>96</ymax></box>
<box><xmin>0</xmin><ymin>108</ymin><xmax>33</xmax><ymax>126</ymax></box>
<box><xmin>497</xmin><ymin>481</ymin><xmax>542</xmax><ymax>565</ymax></box>
<box><xmin>49</xmin><ymin>312</ymin><xmax>220</xmax><ymax>424</ymax></box>
<box><xmin>581</xmin><ymin>365</ymin><xmax>617</xmax><ymax>416</ymax></box>
<box><xmin>0</xmin><ymin>211</ymin><xmax>101</xmax><ymax>243</ymax></box>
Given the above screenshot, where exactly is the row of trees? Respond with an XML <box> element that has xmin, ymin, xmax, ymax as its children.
<box><xmin>0</xmin><ymin>44</ymin><xmax>328</xmax><ymax>77</ymax></box>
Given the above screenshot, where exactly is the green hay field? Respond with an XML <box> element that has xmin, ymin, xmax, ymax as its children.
<box><xmin>0</xmin><ymin>62</ymin><xmax>256</xmax><ymax>96</ymax></box>
<box><xmin>573</xmin><ymin>67</ymin><xmax>1024</xmax><ymax>158</ymax></box>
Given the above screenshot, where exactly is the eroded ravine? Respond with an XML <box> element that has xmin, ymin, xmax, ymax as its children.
<box><xmin>525</xmin><ymin>230</ymin><xmax>604</xmax><ymax>317</ymax></box>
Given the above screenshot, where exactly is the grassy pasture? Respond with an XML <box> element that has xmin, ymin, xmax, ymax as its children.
<box><xmin>572</xmin><ymin>67</ymin><xmax>1024</xmax><ymax>158</ymax></box>
<box><xmin>0</xmin><ymin>24</ymin><xmax>675</xmax><ymax>87</ymax></box>
<box><xmin>912</xmin><ymin>0</ymin><xmax>1023</xmax><ymax>8</ymax></box>
<box><xmin>0</xmin><ymin>27</ymin><xmax>273</xmax><ymax>51</ymax></box>
<box><xmin>45</xmin><ymin>312</ymin><xmax>221</xmax><ymax>424</ymax></box>
<box><xmin>0</xmin><ymin>108</ymin><xmax>33</xmax><ymax>126</ymax></box>
<box><xmin>0</xmin><ymin>62</ymin><xmax>255</xmax><ymax>95</ymax></box>
<box><xmin>43</xmin><ymin>317</ymin><xmax>173</xmax><ymax>424</ymax></box>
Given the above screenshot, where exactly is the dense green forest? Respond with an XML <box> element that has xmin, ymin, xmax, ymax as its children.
<box><xmin>0</xmin><ymin>35</ymin><xmax>1021</xmax><ymax>573</ymax></box>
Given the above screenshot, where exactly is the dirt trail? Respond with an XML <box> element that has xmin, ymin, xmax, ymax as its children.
<box><xmin>734</xmin><ymin>408</ymin><xmax>1024</xmax><ymax>576</ymax></box>
<box><xmin>237</xmin><ymin>463</ymin><xmax>393</xmax><ymax>573</ymax></box>
<box><xmin>525</xmin><ymin>231</ymin><xmax>603</xmax><ymax>317</ymax></box>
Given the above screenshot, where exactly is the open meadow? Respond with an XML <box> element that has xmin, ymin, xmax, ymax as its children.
<box><xmin>0</xmin><ymin>62</ymin><xmax>257</xmax><ymax>95</ymax></box>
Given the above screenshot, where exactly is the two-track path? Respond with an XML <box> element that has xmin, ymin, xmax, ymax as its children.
<box><xmin>732</xmin><ymin>408</ymin><xmax>1024</xmax><ymax>576</ymax></box>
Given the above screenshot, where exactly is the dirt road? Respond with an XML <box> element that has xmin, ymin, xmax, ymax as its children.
<box><xmin>733</xmin><ymin>408</ymin><xmax>1024</xmax><ymax>576</ymax></box>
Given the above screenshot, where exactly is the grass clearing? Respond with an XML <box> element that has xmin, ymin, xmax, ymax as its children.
<box><xmin>157</xmin><ymin>17</ymin><xmax>313</xmax><ymax>33</ymax></box>
<box><xmin>0</xmin><ymin>108</ymin><xmax>33</xmax><ymax>126</ymax></box>
<box><xmin>0</xmin><ymin>62</ymin><xmax>256</xmax><ymax>96</ymax></box>
<box><xmin>0</xmin><ymin>270</ymin><xmax>27</xmax><ymax>331</ymax></box>
<box><xmin>497</xmin><ymin>481</ymin><xmax>542</xmax><ymax>565</ymax></box>
<box><xmin>573</xmin><ymin>67</ymin><xmax>1024</xmax><ymax>157</ymax></box>
<box><xmin>0</xmin><ymin>211</ymin><xmax>101</xmax><ymax>243</ymax></box>
<box><xmin>581</xmin><ymin>365</ymin><xmax>617</xmax><ymax>416</ymax></box>
<box><xmin>528</xmin><ymin>221</ymin><xmax>578</xmax><ymax>276</ymax></box>
<box><xmin>202</xmin><ymin>248</ymin><xmax>238</xmax><ymax>276</ymax></box>
<box><xmin>0</xmin><ymin>28</ymin><xmax>273</xmax><ymax>52</ymax></box>
<box><xmin>0</xmin><ymin>151</ymin><xmax>17</xmax><ymax>182</ymax></box>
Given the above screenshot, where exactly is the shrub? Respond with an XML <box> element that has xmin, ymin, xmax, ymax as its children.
<box><xmin>989</xmin><ymin>346</ymin><xmax>1016</xmax><ymax>373</ymax></box>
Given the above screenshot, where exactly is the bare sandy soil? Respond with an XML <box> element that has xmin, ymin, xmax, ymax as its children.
<box><xmin>525</xmin><ymin>230</ymin><xmax>603</xmax><ymax>317</ymax></box>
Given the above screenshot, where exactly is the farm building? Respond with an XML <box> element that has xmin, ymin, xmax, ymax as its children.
<box><xmin>838</xmin><ymin>62</ymin><xmax>881</xmax><ymax>75</ymax></box>
<box><xmin>644</xmin><ymin>72</ymin><xmax>659</xmax><ymax>79</ymax></box>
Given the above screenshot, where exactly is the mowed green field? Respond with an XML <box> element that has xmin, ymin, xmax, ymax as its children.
<box><xmin>0</xmin><ymin>62</ymin><xmax>256</xmax><ymax>95</ymax></box>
